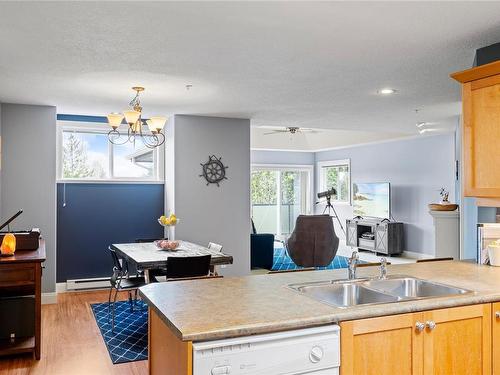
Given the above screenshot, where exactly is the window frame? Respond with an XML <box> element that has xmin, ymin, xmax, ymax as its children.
<box><xmin>250</xmin><ymin>163</ymin><xmax>314</xmax><ymax>236</ymax></box>
<box><xmin>317</xmin><ymin>159</ymin><xmax>351</xmax><ymax>205</ymax></box>
<box><xmin>57</xmin><ymin>120</ymin><xmax>165</xmax><ymax>183</ymax></box>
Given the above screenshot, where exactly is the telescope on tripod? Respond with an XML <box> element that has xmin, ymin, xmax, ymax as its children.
<box><xmin>315</xmin><ymin>187</ymin><xmax>346</xmax><ymax>235</ymax></box>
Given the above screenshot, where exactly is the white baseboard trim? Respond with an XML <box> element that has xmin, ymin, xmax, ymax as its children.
<box><xmin>56</xmin><ymin>282</ymin><xmax>67</xmax><ymax>293</ymax></box>
<box><xmin>57</xmin><ymin>277</ymin><xmax>110</xmax><ymax>293</ymax></box>
<box><xmin>42</xmin><ymin>292</ymin><xmax>57</xmax><ymax>305</ymax></box>
<box><xmin>402</xmin><ymin>250</ymin><xmax>433</xmax><ymax>260</ymax></box>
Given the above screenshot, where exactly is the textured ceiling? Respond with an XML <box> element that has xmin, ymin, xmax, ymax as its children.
<box><xmin>1</xmin><ymin>2</ymin><xmax>500</xmax><ymax>139</ymax></box>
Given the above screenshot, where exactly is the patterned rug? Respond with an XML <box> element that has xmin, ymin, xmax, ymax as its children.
<box><xmin>272</xmin><ymin>246</ymin><xmax>354</xmax><ymax>271</ymax></box>
<box><xmin>91</xmin><ymin>300</ymin><xmax>148</xmax><ymax>364</ymax></box>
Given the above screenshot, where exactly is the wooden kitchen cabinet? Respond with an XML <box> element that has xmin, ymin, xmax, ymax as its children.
<box><xmin>492</xmin><ymin>302</ymin><xmax>500</xmax><ymax>374</ymax></box>
<box><xmin>340</xmin><ymin>312</ymin><xmax>424</xmax><ymax>375</ymax></box>
<box><xmin>451</xmin><ymin>61</ymin><xmax>500</xmax><ymax>198</ymax></box>
<box><xmin>340</xmin><ymin>304</ymin><xmax>491</xmax><ymax>375</ymax></box>
<box><xmin>422</xmin><ymin>304</ymin><xmax>491</xmax><ymax>375</ymax></box>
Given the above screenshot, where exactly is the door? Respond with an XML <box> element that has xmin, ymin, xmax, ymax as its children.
<box><xmin>340</xmin><ymin>312</ymin><xmax>424</xmax><ymax>375</ymax></box>
<box><xmin>251</xmin><ymin>166</ymin><xmax>312</xmax><ymax>237</ymax></box>
<box><xmin>422</xmin><ymin>304</ymin><xmax>491</xmax><ymax>375</ymax></box>
<box><xmin>492</xmin><ymin>302</ymin><xmax>500</xmax><ymax>374</ymax></box>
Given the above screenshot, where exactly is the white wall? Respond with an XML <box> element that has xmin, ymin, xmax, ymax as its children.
<box><xmin>166</xmin><ymin>115</ymin><xmax>251</xmax><ymax>276</ymax></box>
<box><xmin>1</xmin><ymin>104</ymin><xmax>57</xmax><ymax>293</ymax></box>
<box><xmin>315</xmin><ymin>134</ymin><xmax>456</xmax><ymax>256</ymax></box>
<box><xmin>251</xmin><ymin>150</ymin><xmax>315</xmax><ymax>165</ymax></box>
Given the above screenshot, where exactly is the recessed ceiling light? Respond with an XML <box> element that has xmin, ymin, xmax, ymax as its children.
<box><xmin>419</xmin><ymin>128</ymin><xmax>438</xmax><ymax>134</ymax></box>
<box><xmin>378</xmin><ymin>88</ymin><xmax>397</xmax><ymax>95</ymax></box>
<box><xmin>416</xmin><ymin>122</ymin><xmax>430</xmax><ymax>128</ymax></box>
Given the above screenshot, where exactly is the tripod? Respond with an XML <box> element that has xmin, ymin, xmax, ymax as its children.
<box><xmin>317</xmin><ymin>195</ymin><xmax>346</xmax><ymax>236</ymax></box>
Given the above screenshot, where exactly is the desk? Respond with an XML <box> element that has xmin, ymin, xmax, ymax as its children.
<box><xmin>0</xmin><ymin>240</ymin><xmax>45</xmax><ymax>359</ymax></box>
<box><xmin>111</xmin><ymin>241</ymin><xmax>233</xmax><ymax>283</ymax></box>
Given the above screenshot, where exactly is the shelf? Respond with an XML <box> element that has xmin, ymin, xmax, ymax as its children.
<box><xmin>0</xmin><ymin>336</ymin><xmax>35</xmax><ymax>357</ymax></box>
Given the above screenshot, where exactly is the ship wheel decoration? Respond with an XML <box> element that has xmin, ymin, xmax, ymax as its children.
<box><xmin>199</xmin><ymin>155</ymin><xmax>229</xmax><ymax>187</ymax></box>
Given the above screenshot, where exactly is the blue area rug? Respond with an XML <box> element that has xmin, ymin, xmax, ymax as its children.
<box><xmin>272</xmin><ymin>246</ymin><xmax>351</xmax><ymax>271</ymax></box>
<box><xmin>91</xmin><ymin>300</ymin><xmax>148</xmax><ymax>364</ymax></box>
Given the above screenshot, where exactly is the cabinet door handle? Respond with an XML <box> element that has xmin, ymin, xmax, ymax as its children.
<box><xmin>415</xmin><ymin>321</ymin><xmax>425</xmax><ymax>332</ymax></box>
<box><xmin>495</xmin><ymin>311</ymin><xmax>500</xmax><ymax>319</ymax></box>
<box><xmin>426</xmin><ymin>320</ymin><xmax>437</xmax><ymax>330</ymax></box>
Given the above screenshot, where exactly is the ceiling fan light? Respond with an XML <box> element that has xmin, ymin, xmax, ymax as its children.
<box><xmin>150</xmin><ymin>116</ymin><xmax>167</xmax><ymax>131</ymax></box>
<box><xmin>124</xmin><ymin>110</ymin><xmax>140</xmax><ymax>125</ymax></box>
<box><xmin>107</xmin><ymin>113</ymin><xmax>124</xmax><ymax>129</ymax></box>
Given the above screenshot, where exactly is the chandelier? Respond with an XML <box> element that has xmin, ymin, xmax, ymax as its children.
<box><xmin>106</xmin><ymin>86</ymin><xmax>167</xmax><ymax>149</ymax></box>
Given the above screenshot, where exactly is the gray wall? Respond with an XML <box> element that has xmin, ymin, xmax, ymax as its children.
<box><xmin>315</xmin><ymin>134</ymin><xmax>456</xmax><ymax>255</ymax></box>
<box><xmin>1</xmin><ymin>104</ymin><xmax>57</xmax><ymax>293</ymax></box>
<box><xmin>166</xmin><ymin>115</ymin><xmax>251</xmax><ymax>276</ymax></box>
<box><xmin>251</xmin><ymin>150</ymin><xmax>315</xmax><ymax>165</ymax></box>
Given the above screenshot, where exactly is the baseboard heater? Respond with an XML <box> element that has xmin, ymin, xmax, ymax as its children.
<box><xmin>66</xmin><ymin>277</ymin><xmax>110</xmax><ymax>291</ymax></box>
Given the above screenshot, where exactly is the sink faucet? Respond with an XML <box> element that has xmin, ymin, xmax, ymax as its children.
<box><xmin>379</xmin><ymin>257</ymin><xmax>388</xmax><ymax>279</ymax></box>
<box><xmin>348</xmin><ymin>251</ymin><xmax>359</xmax><ymax>280</ymax></box>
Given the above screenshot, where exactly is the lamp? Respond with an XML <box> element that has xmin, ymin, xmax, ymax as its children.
<box><xmin>106</xmin><ymin>87</ymin><xmax>167</xmax><ymax>149</ymax></box>
<box><xmin>1</xmin><ymin>233</ymin><xmax>16</xmax><ymax>256</ymax></box>
<box><xmin>123</xmin><ymin>110</ymin><xmax>140</xmax><ymax>125</ymax></box>
<box><xmin>106</xmin><ymin>113</ymin><xmax>124</xmax><ymax>130</ymax></box>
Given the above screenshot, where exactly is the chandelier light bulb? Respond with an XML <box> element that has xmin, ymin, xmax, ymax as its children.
<box><xmin>124</xmin><ymin>110</ymin><xmax>140</xmax><ymax>125</ymax></box>
<box><xmin>150</xmin><ymin>116</ymin><xmax>167</xmax><ymax>131</ymax></box>
<box><xmin>107</xmin><ymin>113</ymin><xmax>124</xmax><ymax>129</ymax></box>
<box><xmin>146</xmin><ymin>119</ymin><xmax>157</xmax><ymax>133</ymax></box>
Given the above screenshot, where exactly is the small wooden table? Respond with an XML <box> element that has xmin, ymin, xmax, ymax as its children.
<box><xmin>111</xmin><ymin>241</ymin><xmax>233</xmax><ymax>283</ymax></box>
<box><xmin>0</xmin><ymin>240</ymin><xmax>45</xmax><ymax>360</ymax></box>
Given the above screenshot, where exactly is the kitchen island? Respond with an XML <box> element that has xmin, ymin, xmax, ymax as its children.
<box><xmin>139</xmin><ymin>261</ymin><xmax>500</xmax><ymax>374</ymax></box>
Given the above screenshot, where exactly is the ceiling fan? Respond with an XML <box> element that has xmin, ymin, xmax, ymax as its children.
<box><xmin>262</xmin><ymin>126</ymin><xmax>318</xmax><ymax>136</ymax></box>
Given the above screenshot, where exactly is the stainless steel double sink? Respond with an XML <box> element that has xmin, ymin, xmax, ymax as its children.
<box><xmin>288</xmin><ymin>275</ymin><xmax>472</xmax><ymax>308</ymax></box>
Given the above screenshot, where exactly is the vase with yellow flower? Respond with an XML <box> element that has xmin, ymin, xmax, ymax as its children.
<box><xmin>158</xmin><ymin>213</ymin><xmax>179</xmax><ymax>241</ymax></box>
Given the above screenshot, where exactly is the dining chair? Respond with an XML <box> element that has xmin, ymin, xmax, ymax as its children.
<box><xmin>165</xmin><ymin>255</ymin><xmax>212</xmax><ymax>279</ymax></box>
<box><xmin>208</xmin><ymin>242</ymin><xmax>223</xmax><ymax>252</ymax></box>
<box><xmin>108</xmin><ymin>247</ymin><xmax>146</xmax><ymax>332</ymax></box>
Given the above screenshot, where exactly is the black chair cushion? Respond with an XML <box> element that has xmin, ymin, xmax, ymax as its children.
<box><xmin>118</xmin><ymin>276</ymin><xmax>146</xmax><ymax>289</ymax></box>
<box><xmin>166</xmin><ymin>255</ymin><xmax>211</xmax><ymax>279</ymax></box>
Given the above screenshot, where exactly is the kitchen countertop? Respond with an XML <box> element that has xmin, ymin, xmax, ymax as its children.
<box><xmin>139</xmin><ymin>261</ymin><xmax>500</xmax><ymax>342</ymax></box>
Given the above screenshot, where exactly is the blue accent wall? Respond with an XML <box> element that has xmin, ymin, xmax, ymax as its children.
<box><xmin>57</xmin><ymin>114</ymin><xmax>108</xmax><ymax>123</ymax></box>
<box><xmin>56</xmin><ymin>183</ymin><xmax>164</xmax><ymax>282</ymax></box>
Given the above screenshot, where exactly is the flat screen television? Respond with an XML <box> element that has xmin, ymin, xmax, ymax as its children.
<box><xmin>352</xmin><ymin>182</ymin><xmax>391</xmax><ymax>219</ymax></box>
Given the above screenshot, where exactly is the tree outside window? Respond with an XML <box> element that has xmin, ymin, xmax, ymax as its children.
<box><xmin>321</xmin><ymin>162</ymin><xmax>350</xmax><ymax>202</ymax></box>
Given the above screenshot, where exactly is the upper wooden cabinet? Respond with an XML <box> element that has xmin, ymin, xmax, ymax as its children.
<box><xmin>451</xmin><ymin>60</ymin><xmax>500</xmax><ymax>197</ymax></box>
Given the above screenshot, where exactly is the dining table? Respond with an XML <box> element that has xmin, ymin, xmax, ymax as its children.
<box><xmin>110</xmin><ymin>240</ymin><xmax>233</xmax><ymax>283</ymax></box>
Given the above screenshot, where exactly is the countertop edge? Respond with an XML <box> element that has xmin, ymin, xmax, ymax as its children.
<box><xmin>141</xmin><ymin>289</ymin><xmax>500</xmax><ymax>342</ymax></box>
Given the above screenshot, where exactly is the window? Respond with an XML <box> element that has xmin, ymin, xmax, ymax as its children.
<box><xmin>318</xmin><ymin>159</ymin><xmax>350</xmax><ymax>203</ymax></box>
<box><xmin>251</xmin><ymin>165</ymin><xmax>313</xmax><ymax>236</ymax></box>
<box><xmin>58</xmin><ymin>122</ymin><xmax>163</xmax><ymax>181</ymax></box>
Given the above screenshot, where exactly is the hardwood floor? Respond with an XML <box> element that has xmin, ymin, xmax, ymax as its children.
<box><xmin>0</xmin><ymin>290</ymin><xmax>148</xmax><ymax>375</ymax></box>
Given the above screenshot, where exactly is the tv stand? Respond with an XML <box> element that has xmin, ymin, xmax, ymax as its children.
<box><xmin>346</xmin><ymin>217</ymin><xmax>404</xmax><ymax>255</ymax></box>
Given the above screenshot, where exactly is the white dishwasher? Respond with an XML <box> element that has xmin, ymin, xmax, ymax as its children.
<box><xmin>192</xmin><ymin>325</ymin><xmax>340</xmax><ymax>375</ymax></box>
